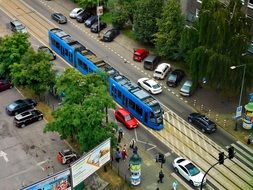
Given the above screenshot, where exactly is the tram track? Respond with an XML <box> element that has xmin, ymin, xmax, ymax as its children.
<box><xmin>145</xmin><ymin>109</ymin><xmax>253</xmax><ymax>190</ymax></box>
<box><xmin>0</xmin><ymin>1</ymin><xmax>252</xmax><ymax>190</ymax></box>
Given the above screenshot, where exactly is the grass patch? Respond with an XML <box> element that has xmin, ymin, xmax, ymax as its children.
<box><xmin>18</xmin><ymin>87</ymin><xmax>54</xmax><ymax>122</ymax></box>
<box><xmin>122</xmin><ymin>28</ymin><xmax>136</xmax><ymax>41</ymax></box>
<box><xmin>101</xmin><ymin>12</ymin><xmax>113</xmax><ymax>24</ymax></box>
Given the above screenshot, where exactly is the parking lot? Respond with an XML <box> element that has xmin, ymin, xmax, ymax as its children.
<box><xmin>0</xmin><ymin>87</ymin><xmax>70</xmax><ymax>189</ymax></box>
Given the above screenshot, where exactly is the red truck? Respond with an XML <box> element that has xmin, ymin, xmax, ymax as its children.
<box><xmin>133</xmin><ymin>48</ymin><xmax>149</xmax><ymax>62</ymax></box>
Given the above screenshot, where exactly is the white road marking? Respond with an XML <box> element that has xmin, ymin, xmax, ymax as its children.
<box><xmin>0</xmin><ymin>151</ymin><xmax>8</xmax><ymax>162</ymax></box>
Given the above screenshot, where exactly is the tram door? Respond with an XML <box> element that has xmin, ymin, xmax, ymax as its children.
<box><xmin>144</xmin><ymin>112</ymin><xmax>148</xmax><ymax>123</ymax></box>
<box><xmin>123</xmin><ymin>95</ymin><xmax>127</xmax><ymax>106</ymax></box>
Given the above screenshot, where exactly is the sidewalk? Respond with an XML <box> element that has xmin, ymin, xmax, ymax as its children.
<box><xmin>112</xmin><ymin>141</ymin><xmax>188</xmax><ymax>190</ymax></box>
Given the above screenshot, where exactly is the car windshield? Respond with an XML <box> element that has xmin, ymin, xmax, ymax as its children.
<box><xmin>182</xmin><ymin>84</ymin><xmax>190</xmax><ymax>92</ymax></box>
<box><xmin>152</xmin><ymin>84</ymin><xmax>160</xmax><ymax>89</ymax></box>
<box><xmin>8</xmin><ymin>103</ymin><xmax>17</xmax><ymax>110</ymax></box>
<box><xmin>185</xmin><ymin>163</ymin><xmax>200</xmax><ymax>176</ymax></box>
<box><xmin>125</xmin><ymin>114</ymin><xmax>133</xmax><ymax>121</ymax></box>
<box><xmin>104</xmin><ymin>31</ymin><xmax>112</xmax><ymax>37</ymax></box>
<box><xmin>16</xmin><ymin>25</ymin><xmax>25</xmax><ymax>30</ymax></box>
<box><xmin>168</xmin><ymin>74</ymin><xmax>176</xmax><ymax>81</ymax></box>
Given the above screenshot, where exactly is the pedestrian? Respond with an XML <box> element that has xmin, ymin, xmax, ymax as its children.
<box><xmin>172</xmin><ymin>180</ymin><xmax>178</xmax><ymax>190</ymax></box>
<box><xmin>133</xmin><ymin>145</ymin><xmax>138</xmax><ymax>154</ymax></box>
<box><xmin>118</xmin><ymin>128</ymin><xmax>124</xmax><ymax>143</ymax></box>
<box><xmin>129</xmin><ymin>138</ymin><xmax>135</xmax><ymax>149</ymax></box>
<box><xmin>247</xmin><ymin>133</ymin><xmax>252</xmax><ymax>145</ymax></box>
<box><xmin>155</xmin><ymin>188</ymin><xmax>160</xmax><ymax>190</ymax></box>
<box><xmin>121</xmin><ymin>145</ymin><xmax>128</xmax><ymax>161</ymax></box>
<box><xmin>115</xmin><ymin>148</ymin><xmax>122</xmax><ymax>163</ymax></box>
<box><xmin>157</xmin><ymin>170</ymin><xmax>164</xmax><ymax>183</ymax></box>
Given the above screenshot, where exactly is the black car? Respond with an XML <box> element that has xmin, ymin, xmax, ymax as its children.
<box><xmin>102</xmin><ymin>29</ymin><xmax>120</xmax><ymax>42</ymax></box>
<box><xmin>6</xmin><ymin>99</ymin><xmax>37</xmax><ymax>116</ymax></box>
<box><xmin>84</xmin><ymin>15</ymin><xmax>98</xmax><ymax>28</ymax></box>
<box><xmin>188</xmin><ymin>113</ymin><xmax>217</xmax><ymax>133</ymax></box>
<box><xmin>51</xmin><ymin>13</ymin><xmax>67</xmax><ymax>24</ymax></box>
<box><xmin>76</xmin><ymin>10</ymin><xmax>92</xmax><ymax>23</ymax></box>
<box><xmin>90</xmin><ymin>22</ymin><xmax>107</xmax><ymax>33</ymax></box>
<box><xmin>38</xmin><ymin>46</ymin><xmax>56</xmax><ymax>60</ymax></box>
<box><xmin>14</xmin><ymin>109</ymin><xmax>43</xmax><ymax>128</ymax></box>
<box><xmin>167</xmin><ymin>69</ymin><xmax>185</xmax><ymax>87</ymax></box>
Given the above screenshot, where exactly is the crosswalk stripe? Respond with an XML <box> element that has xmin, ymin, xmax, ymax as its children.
<box><xmin>237</xmin><ymin>141</ymin><xmax>253</xmax><ymax>156</ymax></box>
<box><xmin>230</xmin><ymin>143</ymin><xmax>253</xmax><ymax>163</ymax></box>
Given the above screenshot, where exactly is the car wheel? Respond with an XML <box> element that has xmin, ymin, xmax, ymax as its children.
<box><xmin>174</xmin><ymin>167</ymin><xmax>179</xmax><ymax>173</ymax></box>
<box><xmin>21</xmin><ymin>123</ymin><xmax>26</xmax><ymax>128</ymax></box>
<box><xmin>201</xmin><ymin>128</ymin><xmax>206</xmax><ymax>133</ymax></box>
<box><xmin>190</xmin><ymin>180</ymin><xmax>194</xmax><ymax>186</ymax></box>
<box><xmin>188</xmin><ymin>118</ymin><xmax>192</xmax><ymax>123</ymax></box>
<box><xmin>66</xmin><ymin>159</ymin><xmax>71</xmax><ymax>164</ymax></box>
<box><xmin>38</xmin><ymin>117</ymin><xmax>43</xmax><ymax>121</ymax></box>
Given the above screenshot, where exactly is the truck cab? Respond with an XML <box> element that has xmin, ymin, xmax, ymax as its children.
<box><xmin>133</xmin><ymin>48</ymin><xmax>149</xmax><ymax>62</ymax></box>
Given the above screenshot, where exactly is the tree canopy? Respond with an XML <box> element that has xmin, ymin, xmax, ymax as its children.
<box><xmin>180</xmin><ymin>0</ymin><xmax>253</xmax><ymax>95</ymax></box>
<box><xmin>133</xmin><ymin>0</ymin><xmax>164</xmax><ymax>44</ymax></box>
<box><xmin>0</xmin><ymin>33</ymin><xmax>30</xmax><ymax>78</ymax></box>
<box><xmin>44</xmin><ymin>68</ymin><xmax>117</xmax><ymax>152</ymax></box>
<box><xmin>154</xmin><ymin>0</ymin><xmax>185</xmax><ymax>60</ymax></box>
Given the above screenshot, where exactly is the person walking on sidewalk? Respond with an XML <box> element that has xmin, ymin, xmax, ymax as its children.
<box><xmin>121</xmin><ymin>145</ymin><xmax>128</xmax><ymax>161</ymax></box>
<box><xmin>129</xmin><ymin>138</ymin><xmax>135</xmax><ymax>149</ymax></box>
<box><xmin>115</xmin><ymin>148</ymin><xmax>122</xmax><ymax>163</ymax></box>
<box><xmin>118</xmin><ymin>128</ymin><xmax>124</xmax><ymax>143</ymax></box>
<box><xmin>133</xmin><ymin>145</ymin><xmax>138</xmax><ymax>154</ymax></box>
<box><xmin>157</xmin><ymin>170</ymin><xmax>164</xmax><ymax>183</ymax></box>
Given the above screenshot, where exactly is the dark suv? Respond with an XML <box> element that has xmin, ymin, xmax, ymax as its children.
<box><xmin>6</xmin><ymin>99</ymin><xmax>37</xmax><ymax>116</ymax></box>
<box><xmin>14</xmin><ymin>109</ymin><xmax>43</xmax><ymax>128</ymax></box>
<box><xmin>188</xmin><ymin>113</ymin><xmax>217</xmax><ymax>133</ymax></box>
<box><xmin>76</xmin><ymin>10</ymin><xmax>92</xmax><ymax>23</ymax></box>
<box><xmin>51</xmin><ymin>13</ymin><xmax>67</xmax><ymax>24</ymax></box>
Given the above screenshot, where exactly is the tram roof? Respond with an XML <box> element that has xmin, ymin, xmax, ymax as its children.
<box><xmin>113</xmin><ymin>75</ymin><xmax>159</xmax><ymax>106</ymax></box>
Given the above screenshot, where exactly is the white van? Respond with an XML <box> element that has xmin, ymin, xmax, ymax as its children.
<box><xmin>153</xmin><ymin>63</ymin><xmax>171</xmax><ymax>79</ymax></box>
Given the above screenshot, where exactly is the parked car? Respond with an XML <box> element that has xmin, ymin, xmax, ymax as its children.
<box><xmin>10</xmin><ymin>20</ymin><xmax>27</xmax><ymax>33</ymax></box>
<box><xmin>172</xmin><ymin>157</ymin><xmax>206</xmax><ymax>187</ymax></box>
<box><xmin>69</xmin><ymin>8</ymin><xmax>84</xmax><ymax>19</ymax></box>
<box><xmin>6</xmin><ymin>99</ymin><xmax>37</xmax><ymax>116</ymax></box>
<box><xmin>38</xmin><ymin>46</ymin><xmax>56</xmax><ymax>60</ymax></box>
<box><xmin>137</xmin><ymin>78</ymin><xmax>162</xmax><ymax>95</ymax></box>
<box><xmin>143</xmin><ymin>55</ymin><xmax>160</xmax><ymax>71</ymax></box>
<box><xmin>76</xmin><ymin>10</ymin><xmax>92</xmax><ymax>23</ymax></box>
<box><xmin>167</xmin><ymin>69</ymin><xmax>185</xmax><ymax>87</ymax></box>
<box><xmin>57</xmin><ymin>149</ymin><xmax>79</xmax><ymax>164</ymax></box>
<box><xmin>51</xmin><ymin>13</ymin><xmax>67</xmax><ymax>24</ymax></box>
<box><xmin>14</xmin><ymin>109</ymin><xmax>43</xmax><ymax>128</ymax></box>
<box><xmin>102</xmin><ymin>29</ymin><xmax>120</xmax><ymax>42</ymax></box>
<box><xmin>180</xmin><ymin>80</ymin><xmax>193</xmax><ymax>96</ymax></box>
<box><xmin>153</xmin><ymin>63</ymin><xmax>171</xmax><ymax>79</ymax></box>
<box><xmin>115</xmin><ymin>108</ymin><xmax>138</xmax><ymax>129</ymax></box>
<box><xmin>0</xmin><ymin>80</ymin><xmax>13</xmax><ymax>92</ymax></box>
<box><xmin>133</xmin><ymin>48</ymin><xmax>149</xmax><ymax>62</ymax></box>
<box><xmin>90</xmin><ymin>22</ymin><xmax>107</xmax><ymax>33</ymax></box>
<box><xmin>188</xmin><ymin>113</ymin><xmax>217</xmax><ymax>133</ymax></box>
<box><xmin>84</xmin><ymin>15</ymin><xmax>98</xmax><ymax>28</ymax></box>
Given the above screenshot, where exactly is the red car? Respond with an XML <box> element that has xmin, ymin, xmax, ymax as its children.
<box><xmin>0</xmin><ymin>80</ymin><xmax>13</xmax><ymax>92</ymax></box>
<box><xmin>115</xmin><ymin>108</ymin><xmax>138</xmax><ymax>129</ymax></box>
<box><xmin>133</xmin><ymin>48</ymin><xmax>149</xmax><ymax>62</ymax></box>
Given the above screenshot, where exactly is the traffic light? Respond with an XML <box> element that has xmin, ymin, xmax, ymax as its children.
<box><xmin>218</xmin><ymin>152</ymin><xmax>224</xmax><ymax>164</ymax></box>
<box><xmin>228</xmin><ymin>146</ymin><xmax>235</xmax><ymax>159</ymax></box>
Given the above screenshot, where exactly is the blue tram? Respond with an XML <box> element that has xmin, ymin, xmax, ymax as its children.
<box><xmin>48</xmin><ymin>28</ymin><xmax>163</xmax><ymax>130</ymax></box>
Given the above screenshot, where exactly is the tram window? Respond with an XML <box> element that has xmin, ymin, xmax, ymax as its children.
<box><xmin>150</xmin><ymin>112</ymin><xmax>154</xmax><ymax>119</ymax></box>
<box><xmin>64</xmin><ymin>48</ymin><xmax>68</xmax><ymax>56</ymax></box>
<box><xmin>135</xmin><ymin>105</ymin><xmax>142</xmax><ymax>115</ymax></box>
<box><xmin>129</xmin><ymin>99</ymin><xmax>135</xmax><ymax>109</ymax></box>
<box><xmin>55</xmin><ymin>41</ymin><xmax>60</xmax><ymax>50</ymax></box>
<box><xmin>78</xmin><ymin>59</ymin><xmax>88</xmax><ymax>72</ymax></box>
<box><xmin>118</xmin><ymin>90</ymin><xmax>122</xmax><ymax>99</ymax></box>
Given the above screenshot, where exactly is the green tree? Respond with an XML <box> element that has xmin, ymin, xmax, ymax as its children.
<box><xmin>10</xmin><ymin>48</ymin><xmax>55</xmax><ymax>95</ymax></box>
<box><xmin>0</xmin><ymin>33</ymin><xmax>30</xmax><ymax>78</ymax></box>
<box><xmin>133</xmin><ymin>0</ymin><xmax>164</xmax><ymax>44</ymax></box>
<box><xmin>180</xmin><ymin>0</ymin><xmax>253</xmax><ymax>96</ymax></box>
<box><xmin>44</xmin><ymin>68</ymin><xmax>117</xmax><ymax>152</ymax></box>
<box><xmin>154</xmin><ymin>0</ymin><xmax>185</xmax><ymax>60</ymax></box>
<box><xmin>74</xmin><ymin>0</ymin><xmax>107</xmax><ymax>9</ymax></box>
<box><xmin>107</xmin><ymin>0</ymin><xmax>136</xmax><ymax>29</ymax></box>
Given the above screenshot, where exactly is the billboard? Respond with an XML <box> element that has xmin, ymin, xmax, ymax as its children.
<box><xmin>71</xmin><ymin>138</ymin><xmax>111</xmax><ymax>187</ymax></box>
<box><xmin>20</xmin><ymin>169</ymin><xmax>71</xmax><ymax>190</ymax></box>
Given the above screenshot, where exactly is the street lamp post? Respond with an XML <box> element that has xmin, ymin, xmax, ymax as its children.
<box><xmin>230</xmin><ymin>64</ymin><xmax>246</xmax><ymax>130</ymax></box>
<box><xmin>97</xmin><ymin>0</ymin><xmax>100</xmax><ymax>38</ymax></box>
